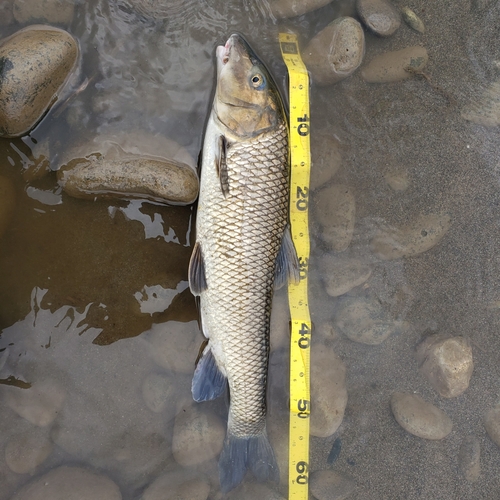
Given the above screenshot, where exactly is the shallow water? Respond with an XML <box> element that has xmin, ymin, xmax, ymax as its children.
<box><xmin>1</xmin><ymin>0</ymin><xmax>500</xmax><ymax>498</ymax></box>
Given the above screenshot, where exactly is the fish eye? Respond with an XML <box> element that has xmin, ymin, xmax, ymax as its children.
<box><xmin>251</xmin><ymin>73</ymin><xmax>265</xmax><ymax>89</ymax></box>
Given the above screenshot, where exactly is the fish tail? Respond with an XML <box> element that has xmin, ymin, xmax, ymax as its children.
<box><xmin>218</xmin><ymin>429</ymin><xmax>279</xmax><ymax>493</ymax></box>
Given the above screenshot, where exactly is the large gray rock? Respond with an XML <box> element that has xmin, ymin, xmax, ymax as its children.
<box><xmin>0</xmin><ymin>25</ymin><xmax>79</xmax><ymax>137</ymax></box>
<box><xmin>356</xmin><ymin>0</ymin><xmax>401</xmax><ymax>37</ymax></box>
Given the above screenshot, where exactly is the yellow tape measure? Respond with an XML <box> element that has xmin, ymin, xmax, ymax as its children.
<box><xmin>279</xmin><ymin>32</ymin><xmax>312</xmax><ymax>500</ymax></box>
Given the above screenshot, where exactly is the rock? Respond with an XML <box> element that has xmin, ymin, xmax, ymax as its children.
<box><xmin>484</xmin><ymin>405</ymin><xmax>500</xmax><ymax>448</ymax></box>
<box><xmin>401</xmin><ymin>7</ymin><xmax>425</xmax><ymax>33</ymax></box>
<box><xmin>3</xmin><ymin>378</ymin><xmax>66</xmax><ymax>427</ymax></box>
<box><xmin>384</xmin><ymin>166</ymin><xmax>410</xmax><ymax>191</ymax></box>
<box><xmin>141</xmin><ymin>471</ymin><xmax>210</xmax><ymax>500</ymax></box>
<box><xmin>390</xmin><ymin>392</ymin><xmax>453</xmax><ymax>440</ymax></box>
<box><xmin>310</xmin><ymin>470</ymin><xmax>356</xmax><ymax>500</ymax></box>
<box><xmin>172</xmin><ymin>403</ymin><xmax>225</xmax><ymax>466</ymax></box>
<box><xmin>310</xmin><ymin>344</ymin><xmax>348</xmax><ymax>437</ymax></box>
<box><xmin>320</xmin><ymin>256</ymin><xmax>371</xmax><ymax>297</ymax></box>
<box><xmin>57</xmin><ymin>132</ymin><xmax>199</xmax><ymax>206</ymax></box>
<box><xmin>148</xmin><ymin>321</ymin><xmax>201</xmax><ymax>374</ymax></box>
<box><xmin>303</xmin><ymin>17</ymin><xmax>365</xmax><ymax>86</ymax></box>
<box><xmin>461</xmin><ymin>80</ymin><xmax>500</xmax><ymax>127</ymax></box>
<box><xmin>416</xmin><ymin>334</ymin><xmax>473</xmax><ymax>398</ymax></box>
<box><xmin>361</xmin><ymin>46</ymin><xmax>428</xmax><ymax>83</ymax></box>
<box><xmin>372</xmin><ymin>213</ymin><xmax>451</xmax><ymax>260</ymax></box>
<box><xmin>0</xmin><ymin>176</ymin><xmax>15</xmax><ymax>239</ymax></box>
<box><xmin>356</xmin><ymin>0</ymin><xmax>401</xmax><ymax>37</ymax></box>
<box><xmin>5</xmin><ymin>428</ymin><xmax>53</xmax><ymax>474</ymax></box>
<box><xmin>0</xmin><ymin>25</ymin><xmax>79</xmax><ymax>138</ymax></box>
<box><xmin>310</xmin><ymin>131</ymin><xmax>342</xmax><ymax>190</ymax></box>
<box><xmin>142</xmin><ymin>373</ymin><xmax>177</xmax><ymax>413</ymax></box>
<box><xmin>10</xmin><ymin>466</ymin><xmax>122</xmax><ymax>500</ymax></box>
<box><xmin>458</xmin><ymin>436</ymin><xmax>480</xmax><ymax>482</ymax></box>
<box><xmin>335</xmin><ymin>297</ymin><xmax>396</xmax><ymax>345</ymax></box>
<box><xmin>314</xmin><ymin>184</ymin><xmax>355</xmax><ymax>252</ymax></box>
<box><xmin>270</xmin><ymin>0</ymin><xmax>332</xmax><ymax>18</ymax></box>
<box><xmin>13</xmin><ymin>0</ymin><xmax>75</xmax><ymax>24</ymax></box>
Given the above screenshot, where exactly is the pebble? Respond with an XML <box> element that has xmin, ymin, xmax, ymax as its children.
<box><xmin>361</xmin><ymin>46</ymin><xmax>428</xmax><ymax>83</ymax></box>
<box><xmin>390</xmin><ymin>392</ymin><xmax>453</xmax><ymax>440</ymax></box>
<box><xmin>311</xmin><ymin>344</ymin><xmax>348</xmax><ymax>437</ymax></box>
<box><xmin>3</xmin><ymin>378</ymin><xmax>66</xmax><ymax>427</ymax></box>
<box><xmin>416</xmin><ymin>334</ymin><xmax>473</xmax><ymax>398</ymax></box>
<box><xmin>303</xmin><ymin>17</ymin><xmax>365</xmax><ymax>86</ymax></box>
<box><xmin>371</xmin><ymin>213</ymin><xmax>451</xmax><ymax>260</ymax></box>
<box><xmin>172</xmin><ymin>403</ymin><xmax>225</xmax><ymax>466</ymax></box>
<box><xmin>484</xmin><ymin>405</ymin><xmax>500</xmax><ymax>448</ymax></box>
<box><xmin>314</xmin><ymin>184</ymin><xmax>355</xmax><ymax>252</ymax></box>
<box><xmin>461</xmin><ymin>80</ymin><xmax>500</xmax><ymax>127</ymax></box>
<box><xmin>270</xmin><ymin>0</ymin><xmax>333</xmax><ymax>18</ymax></box>
<box><xmin>458</xmin><ymin>436</ymin><xmax>480</xmax><ymax>482</ymax></box>
<box><xmin>0</xmin><ymin>176</ymin><xmax>15</xmax><ymax>239</ymax></box>
<box><xmin>57</xmin><ymin>132</ymin><xmax>199</xmax><ymax>205</ymax></box>
<box><xmin>401</xmin><ymin>7</ymin><xmax>425</xmax><ymax>33</ymax></box>
<box><xmin>335</xmin><ymin>297</ymin><xmax>396</xmax><ymax>345</ymax></box>
<box><xmin>13</xmin><ymin>0</ymin><xmax>75</xmax><ymax>24</ymax></box>
<box><xmin>5</xmin><ymin>428</ymin><xmax>53</xmax><ymax>474</ymax></box>
<box><xmin>356</xmin><ymin>0</ymin><xmax>401</xmax><ymax>37</ymax></box>
<box><xmin>319</xmin><ymin>256</ymin><xmax>372</xmax><ymax>297</ymax></box>
<box><xmin>310</xmin><ymin>470</ymin><xmax>356</xmax><ymax>500</ymax></box>
<box><xmin>147</xmin><ymin>321</ymin><xmax>201</xmax><ymax>374</ymax></box>
<box><xmin>141</xmin><ymin>373</ymin><xmax>177</xmax><ymax>413</ymax></box>
<box><xmin>384</xmin><ymin>166</ymin><xmax>410</xmax><ymax>191</ymax></box>
<box><xmin>0</xmin><ymin>25</ymin><xmax>79</xmax><ymax>138</ymax></box>
<box><xmin>141</xmin><ymin>471</ymin><xmax>210</xmax><ymax>500</ymax></box>
<box><xmin>310</xmin><ymin>131</ymin><xmax>342</xmax><ymax>190</ymax></box>
<box><xmin>10</xmin><ymin>466</ymin><xmax>122</xmax><ymax>500</ymax></box>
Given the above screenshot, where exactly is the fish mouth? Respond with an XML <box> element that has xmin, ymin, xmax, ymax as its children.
<box><xmin>216</xmin><ymin>34</ymin><xmax>255</xmax><ymax>67</ymax></box>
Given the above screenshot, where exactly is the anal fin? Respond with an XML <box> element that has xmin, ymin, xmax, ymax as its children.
<box><xmin>192</xmin><ymin>344</ymin><xmax>226</xmax><ymax>402</ymax></box>
<box><xmin>274</xmin><ymin>225</ymin><xmax>300</xmax><ymax>289</ymax></box>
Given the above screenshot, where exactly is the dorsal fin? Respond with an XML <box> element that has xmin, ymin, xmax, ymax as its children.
<box><xmin>215</xmin><ymin>135</ymin><xmax>229</xmax><ymax>197</ymax></box>
<box><xmin>188</xmin><ymin>242</ymin><xmax>207</xmax><ymax>296</ymax></box>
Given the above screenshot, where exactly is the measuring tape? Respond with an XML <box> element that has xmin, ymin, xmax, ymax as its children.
<box><xmin>279</xmin><ymin>32</ymin><xmax>312</xmax><ymax>500</ymax></box>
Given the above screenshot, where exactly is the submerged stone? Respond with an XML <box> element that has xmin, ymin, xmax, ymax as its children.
<box><xmin>357</xmin><ymin>0</ymin><xmax>401</xmax><ymax>37</ymax></box>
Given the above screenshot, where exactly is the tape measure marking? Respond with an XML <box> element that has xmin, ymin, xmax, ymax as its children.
<box><xmin>279</xmin><ymin>32</ymin><xmax>312</xmax><ymax>500</ymax></box>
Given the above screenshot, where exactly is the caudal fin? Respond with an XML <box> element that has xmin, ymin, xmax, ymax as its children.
<box><xmin>218</xmin><ymin>431</ymin><xmax>279</xmax><ymax>493</ymax></box>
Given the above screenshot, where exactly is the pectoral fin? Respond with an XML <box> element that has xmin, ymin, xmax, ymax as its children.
<box><xmin>188</xmin><ymin>242</ymin><xmax>207</xmax><ymax>296</ymax></box>
<box><xmin>215</xmin><ymin>135</ymin><xmax>229</xmax><ymax>197</ymax></box>
<box><xmin>274</xmin><ymin>225</ymin><xmax>300</xmax><ymax>289</ymax></box>
<box><xmin>192</xmin><ymin>344</ymin><xmax>227</xmax><ymax>402</ymax></box>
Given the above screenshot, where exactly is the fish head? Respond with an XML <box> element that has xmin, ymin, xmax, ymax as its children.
<box><xmin>214</xmin><ymin>34</ymin><xmax>283</xmax><ymax>139</ymax></box>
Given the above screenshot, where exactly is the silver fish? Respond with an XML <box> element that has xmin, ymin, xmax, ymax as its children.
<box><xmin>188</xmin><ymin>34</ymin><xmax>299</xmax><ymax>492</ymax></box>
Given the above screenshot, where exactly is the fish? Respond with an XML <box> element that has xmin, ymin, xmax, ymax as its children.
<box><xmin>188</xmin><ymin>33</ymin><xmax>299</xmax><ymax>492</ymax></box>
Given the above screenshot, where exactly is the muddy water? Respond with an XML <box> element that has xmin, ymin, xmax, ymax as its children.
<box><xmin>1</xmin><ymin>0</ymin><xmax>500</xmax><ymax>499</ymax></box>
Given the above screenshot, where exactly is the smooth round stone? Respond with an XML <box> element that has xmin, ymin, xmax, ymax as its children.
<box><xmin>310</xmin><ymin>131</ymin><xmax>342</xmax><ymax>190</ymax></box>
<box><xmin>13</xmin><ymin>0</ymin><xmax>75</xmax><ymax>24</ymax></box>
<box><xmin>461</xmin><ymin>80</ymin><xmax>500</xmax><ymax>127</ymax></box>
<box><xmin>310</xmin><ymin>470</ymin><xmax>356</xmax><ymax>500</ymax></box>
<box><xmin>390</xmin><ymin>392</ymin><xmax>453</xmax><ymax>440</ymax></box>
<box><xmin>401</xmin><ymin>7</ymin><xmax>425</xmax><ymax>33</ymax></box>
<box><xmin>384</xmin><ymin>166</ymin><xmax>410</xmax><ymax>191</ymax></box>
<box><xmin>303</xmin><ymin>17</ymin><xmax>365</xmax><ymax>86</ymax></box>
<box><xmin>5</xmin><ymin>428</ymin><xmax>53</xmax><ymax>474</ymax></box>
<box><xmin>141</xmin><ymin>471</ymin><xmax>210</xmax><ymax>500</ymax></box>
<box><xmin>319</xmin><ymin>256</ymin><xmax>371</xmax><ymax>297</ymax></box>
<box><xmin>10</xmin><ymin>466</ymin><xmax>122</xmax><ymax>500</ymax></box>
<box><xmin>172</xmin><ymin>404</ymin><xmax>225</xmax><ymax>466</ymax></box>
<box><xmin>361</xmin><ymin>46</ymin><xmax>428</xmax><ymax>83</ymax></box>
<box><xmin>314</xmin><ymin>184</ymin><xmax>355</xmax><ymax>252</ymax></box>
<box><xmin>270</xmin><ymin>0</ymin><xmax>332</xmax><ymax>18</ymax></box>
<box><xmin>356</xmin><ymin>0</ymin><xmax>400</xmax><ymax>37</ymax></box>
<box><xmin>311</xmin><ymin>344</ymin><xmax>347</xmax><ymax>437</ymax></box>
<box><xmin>0</xmin><ymin>25</ymin><xmax>79</xmax><ymax>138</ymax></box>
<box><xmin>0</xmin><ymin>176</ymin><xmax>15</xmax><ymax>239</ymax></box>
<box><xmin>416</xmin><ymin>334</ymin><xmax>473</xmax><ymax>398</ymax></box>
<box><xmin>147</xmin><ymin>321</ymin><xmax>201</xmax><ymax>375</ymax></box>
<box><xmin>335</xmin><ymin>297</ymin><xmax>396</xmax><ymax>345</ymax></box>
<box><xmin>3</xmin><ymin>379</ymin><xmax>66</xmax><ymax>427</ymax></box>
<box><xmin>484</xmin><ymin>405</ymin><xmax>500</xmax><ymax>448</ymax></box>
<box><xmin>141</xmin><ymin>373</ymin><xmax>176</xmax><ymax>413</ymax></box>
<box><xmin>458</xmin><ymin>436</ymin><xmax>480</xmax><ymax>482</ymax></box>
<box><xmin>372</xmin><ymin>213</ymin><xmax>451</xmax><ymax>260</ymax></box>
